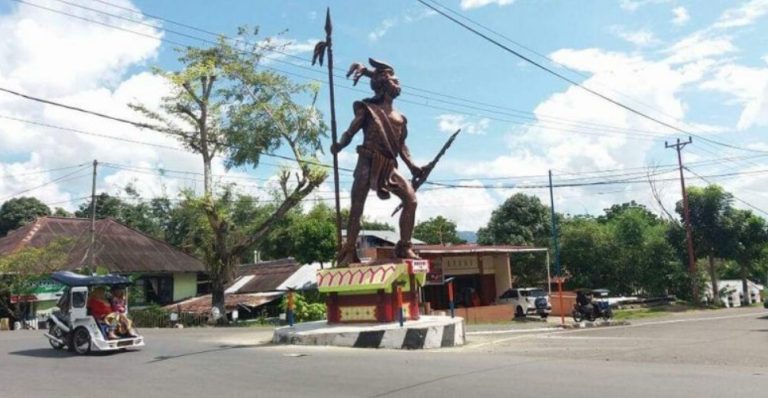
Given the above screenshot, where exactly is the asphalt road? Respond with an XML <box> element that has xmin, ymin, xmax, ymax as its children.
<box><xmin>2</xmin><ymin>307</ymin><xmax>768</xmax><ymax>398</ymax></box>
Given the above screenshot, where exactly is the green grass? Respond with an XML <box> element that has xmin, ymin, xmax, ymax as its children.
<box><xmin>612</xmin><ymin>303</ymin><xmax>702</xmax><ymax>321</ymax></box>
<box><xmin>612</xmin><ymin>308</ymin><xmax>670</xmax><ymax>321</ymax></box>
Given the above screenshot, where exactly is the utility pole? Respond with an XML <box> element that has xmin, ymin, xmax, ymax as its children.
<box><xmin>86</xmin><ymin>159</ymin><xmax>98</xmax><ymax>274</ymax></box>
<box><xmin>665</xmin><ymin>137</ymin><xmax>698</xmax><ymax>303</ymax></box>
<box><xmin>548</xmin><ymin>170</ymin><xmax>564</xmax><ymax>325</ymax></box>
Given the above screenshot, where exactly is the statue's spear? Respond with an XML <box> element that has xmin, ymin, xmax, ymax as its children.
<box><xmin>313</xmin><ymin>8</ymin><xmax>342</xmax><ymax>251</ymax></box>
<box><xmin>391</xmin><ymin>129</ymin><xmax>461</xmax><ymax>216</ymax></box>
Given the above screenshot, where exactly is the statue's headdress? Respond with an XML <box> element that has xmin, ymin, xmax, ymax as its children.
<box><xmin>346</xmin><ymin>58</ymin><xmax>394</xmax><ymax>86</ymax></box>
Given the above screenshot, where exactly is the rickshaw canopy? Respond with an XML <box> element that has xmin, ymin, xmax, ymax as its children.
<box><xmin>51</xmin><ymin>271</ymin><xmax>132</xmax><ymax>287</ymax></box>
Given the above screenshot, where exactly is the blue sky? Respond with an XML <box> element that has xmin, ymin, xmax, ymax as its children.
<box><xmin>1</xmin><ymin>0</ymin><xmax>768</xmax><ymax>230</ymax></box>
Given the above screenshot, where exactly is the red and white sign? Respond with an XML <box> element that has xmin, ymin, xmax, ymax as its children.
<box><xmin>406</xmin><ymin>259</ymin><xmax>430</xmax><ymax>273</ymax></box>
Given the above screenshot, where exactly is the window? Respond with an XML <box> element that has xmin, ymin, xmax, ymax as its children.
<box><xmin>71</xmin><ymin>291</ymin><xmax>86</xmax><ymax>308</ymax></box>
<box><xmin>500</xmin><ymin>289</ymin><xmax>518</xmax><ymax>299</ymax></box>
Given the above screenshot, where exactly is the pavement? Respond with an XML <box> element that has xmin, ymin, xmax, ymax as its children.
<box><xmin>1</xmin><ymin>307</ymin><xmax>768</xmax><ymax>397</ymax></box>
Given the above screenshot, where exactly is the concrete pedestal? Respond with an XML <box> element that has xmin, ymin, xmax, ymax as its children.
<box><xmin>273</xmin><ymin>315</ymin><xmax>465</xmax><ymax>349</ymax></box>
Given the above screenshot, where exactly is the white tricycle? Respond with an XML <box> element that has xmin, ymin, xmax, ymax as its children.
<box><xmin>44</xmin><ymin>271</ymin><xmax>144</xmax><ymax>355</ymax></box>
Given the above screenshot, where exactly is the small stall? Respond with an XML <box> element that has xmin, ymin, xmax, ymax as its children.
<box><xmin>317</xmin><ymin>259</ymin><xmax>429</xmax><ymax>323</ymax></box>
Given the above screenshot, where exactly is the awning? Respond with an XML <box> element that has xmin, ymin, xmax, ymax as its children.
<box><xmin>317</xmin><ymin>263</ymin><xmax>406</xmax><ymax>293</ymax></box>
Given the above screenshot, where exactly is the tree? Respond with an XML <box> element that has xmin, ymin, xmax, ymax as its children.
<box><xmin>678</xmin><ymin>185</ymin><xmax>734</xmax><ymax>305</ymax></box>
<box><xmin>130</xmin><ymin>29</ymin><xmax>327</xmax><ymax>316</ymax></box>
<box><xmin>477</xmin><ymin>193</ymin><xmax>551</xmax><ymax>245</ymax></box>
<box><xmin>598</xmin><ymin>201</ymin><xmax>658</xmax><ymax>224</ymax></box>
<box><xmin>52</xmin><ymin>207</ymin><xmax>72</xmax><ymax>218</ymax></box>
<box><xmin>260</xmin><ymin>203</ymin><xmax>336</xmax><ymax>266</ymax></box>
<box><xmin>477</xmin><ymin>194</ymin><xmax>552</xmax><ymax>287</ymax></box>
<box><xmin>75</xmin><ymin>187</ymin><xmax>173</xmax><ymax>240</ymax></box>
<box><xmin>290</xmin><ymin>204</ymin><xmax>336</xmax><ymax>266</ymax></box>
<box><xmin>0</xmin><ymin>197</ymin><xmax>51</xmax><ymax>236</ymax></box>
<box><xmin>0</xmin><ymin>239</ymin><xmax>70</xmax><ymax>320</ymax></box>
<box><xmin>75</xmin><ymin>193</ymin><xmax>125</xmax><ymax>220</ymax></box>
<box><xmin>338</xmin><ymin>208</ymin><xmax>394</xmax><ymax>231</ymax></box>
<box><xmin>725</xmin><ymin>209</ymin><xmax>768</xmax><ymax>305</ymax></box>
<box><xmin>414</xmin><ymin>216</ymin><xmax>464</xmax><ymax>245</ymax></box>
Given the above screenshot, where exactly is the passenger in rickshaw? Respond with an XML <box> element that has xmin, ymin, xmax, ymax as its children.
<box><xmin>107</xmin><ymin>287</ymin><xmax>136</xmax><ymax>338</ymax></box>
<box><xmin>87</xmin><ymin>286</ymin><xmax>119</xmax><ymax>340</ymax></box>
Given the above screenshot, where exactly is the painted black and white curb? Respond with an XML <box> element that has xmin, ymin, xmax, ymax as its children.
<box><xmin>273</xmin><ymin>316</ymin><xmax>465</xmax><ymax>349</ymax></box>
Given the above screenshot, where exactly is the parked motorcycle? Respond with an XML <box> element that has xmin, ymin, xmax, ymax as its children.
<box><xmin>572</xmin><ymin>289</ymin><xmax>613</xmax><ymax>322</ymax></box>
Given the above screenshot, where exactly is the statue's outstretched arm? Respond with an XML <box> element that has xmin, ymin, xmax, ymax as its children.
<box><xmin>399</xmin><ymin>124</ymin><xmax>423</xmax><ymax>178</ymax></box>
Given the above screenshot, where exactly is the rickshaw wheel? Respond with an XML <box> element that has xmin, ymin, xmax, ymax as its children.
<box><xmin>48</xmin><ymin>324</ymin><xmax>66</xmax><ymax>350</ymax></box>
<box><xmin>72</xmin><ymin>327</ymin><xmax>91</xmax><ymax>355</ymax></box>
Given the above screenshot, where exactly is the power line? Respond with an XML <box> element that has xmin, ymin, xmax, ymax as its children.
<box><xmin>684</xmin><ymin>166</ymin><xmax>768</xmax><ymax>217</ymax></box>
<box><xmin>5</xmin><ymin>110</ymin><xmax>766</xmax><ymax>188</ymax></box>
<box><xmin>0</xmin><ymin>166</ymin><xmax>91</xmax><ymax>201</ymax></box>
<box><xmin>0</xmin><ymin>88</ymin><xmax>354</xmax><ymax>173</ymax></box>
<box><xmin>0</xmin><ymin>163</ymin><xmax>88</xmax><ymax>179</ymax></box>
<box><xmin>416</xmin><ymin>0</ymin><xmax>767</xmax><ymax>156</ymax></box>
<box><xmin>17</xmin><ymin>0</ymin><xmax>690</xmax><ymax>143</ymax></box>
<box><xmin>424</xmin><ymin>167</ymin><xmax>768</xmax><ymax>190</ymax></box>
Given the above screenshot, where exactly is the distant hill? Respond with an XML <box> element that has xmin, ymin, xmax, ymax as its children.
<box><xmin>458</xmin><ymin>231</ymin><xmax>477</xmax><ymax>244</ymax></box>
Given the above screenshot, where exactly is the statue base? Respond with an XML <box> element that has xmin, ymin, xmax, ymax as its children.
<box><xmin>273</xmin><ymin>315</ymin><xmax>465</xmax><ymax>349</ymax></box>
<box><xmin>317</xmin><ymin>259</ymin><xmax>429</xmax><ymax>323</ymax></box>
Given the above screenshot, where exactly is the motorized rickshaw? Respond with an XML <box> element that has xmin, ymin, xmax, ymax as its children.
<box><xmin>44</xmin><ymin>271</ymin><xmax>144</xmax><ymax>355</ymax></box>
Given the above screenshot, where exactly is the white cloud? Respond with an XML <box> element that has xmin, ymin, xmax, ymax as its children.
<box><xmin>368</xmin><ymin>18</ymin><xmax>398</xmax><ymax>41</ymax></box>
<box><xmin>368</xmin><ymin>9</ymin><xmax>435</xmax><ymax>42</ymax></box>
<box><xmin>436</xmin><ymin>114</ymin><xmax>490</xmax><ymax>135</ymax></box>
<box><xmin>0</xmin><ymin>1</ymin><xmax>280</xmax><ymax>210</ymax></box>
<box><xmin>699</xmin><ymin>63</ymin><xmax>768</xmax><ymax>129</ymax></box>
<box><xmin>619</xmin><ymin>0</ymin><xmax>670</xmax><ymax>12</ymax></box>
<box><xmin>662</xmin><ymin>31</ymin><xmax>737</xmax><ymax>64</ymax></box>
<box><xmin>460</xmin><ymin>0</ymin><xmax>515</xmax><ymax>10</ymax></box>
<box><xmin>713</xmin><ymin>0</ymin><xmax>768</xmax><ymax>29</ymax></box>
<box><xmin>356</xmin><ymin>181</ymin><xmax>498</xmax><ymax>231</ymax></box>
<box><xmin>671</xmin><ymin>6</ymin><xmax>690</xmax><ymax>26</ymax></box>
<box><xmin>610</xmin><ymin>26</ymin><xmax>660</xmax><ymax>47</ymax></box>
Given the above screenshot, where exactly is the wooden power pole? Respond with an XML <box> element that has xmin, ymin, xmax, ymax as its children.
<box><xmin>665</xmin><ymin>137</ymin><xmax>698</xmax><ymax>303</ymax></box>
<box><xmin>86</xmin><ymin>159</ymin><xmax>98</xmax><ymax>274</ymax></box>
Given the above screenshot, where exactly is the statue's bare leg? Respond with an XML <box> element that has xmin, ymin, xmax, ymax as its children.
<box><xmin>388</xmin><ymin>168</ymin><xmax>420</xmax><ymax>259</ymax></box>
<box><xmin>338</xmin><ymin>156</ymin><xmax>371</xmax><ymax>266</ymax></box>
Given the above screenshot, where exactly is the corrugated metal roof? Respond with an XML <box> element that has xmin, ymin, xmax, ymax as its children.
<box><xmin>225</xmin><ymin>258</ymin><xmax>300</xmax><ymax>294</ymax></box>
<box><xmin>415</xmin><ymin>244</ymin><xmax>547</xmax><ymax>254</ymax></box>
<box><xmin>166</xmin><ymin>292</ymin><xmax>282</xmax><ymax>314</ymax></box>
<box><xmin>342</xmin><ymin>230</ymin><xmax>425</xmax><ymax>245</ymax></box>
<box><xmin>0</xmin><ymin>217</ymin><xmax>205</xmax><ymax>273</ymax></box>
<box><xmin>278</xmin><ymin>262</ymin><xmax>324</xmax><ymax>291</ymax></box>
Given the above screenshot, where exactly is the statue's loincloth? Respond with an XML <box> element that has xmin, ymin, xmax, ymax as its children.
<box><xmin>357</xmin><ymin>145</ymin><xmax>403</xmax><ymax>200</ymax></box>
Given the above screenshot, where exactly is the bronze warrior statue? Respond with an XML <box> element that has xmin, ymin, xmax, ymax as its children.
<box><xmin>331</xmin><ymin>58</ymin><xmax>424</xmax><ymax>266</ymax></box>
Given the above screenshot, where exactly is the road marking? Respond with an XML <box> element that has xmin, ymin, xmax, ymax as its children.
<box><xmin>561</xmin><ymin>310</ymin><xmax>767</xmax><ymax>335</ymax></box>
<box><xmin>467</xmin><ymin>327</ymin><xmax>559</xmax><ymax>336</ymax></box>
<box><xmin>467</xmin><ymin>310</ymin><xmax>766</xmax><ymax>349</ymax></box>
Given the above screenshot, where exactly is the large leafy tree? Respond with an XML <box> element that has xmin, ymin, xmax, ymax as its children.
<box><xmin>560</xmin><ymin>208</ymin><xmax>683</xmax><ymax>296</ymax></box>
<box><xmin>0</xmin><ymin>239</ymin><xmax>70</xmax><ymax>320</ymax></box>
<box><xmin>477</xmin><ymin>193</ymin><xmax>552</xmax><ymax>287</ymax></box>
<box><xmin>677</xmin><ymin>185</ymin><xmax>734</xmax><ymax>305</ymax></box>
<box><xmin>75</xmin><ymin>187</ymin><xmax>173</xmax><ymax>240</ymax></box>
<box><xmin>725</xmin><ymin>208</ymin><xmax>768</xmax><ymax>305</ymax></box>
<box><xmin>477</xmin><ymin>193</ymin><xmax>550</xmax><ymax>245</ymax></box>
<box><xmin>260</xmin><ymin>203</ymin><xmax>337</xmax><ymax>266</ymax></box>
<box><xmin>130</xmin><ymin>30</ymin><xmax>327</xmax><ymax>315</ymax></box>
<box><xmin>290</xmin><ymin>203</ymin><xmax>336</xmax><ymax>266</ymax></box>
<box><xmin>0</xmin><ymin>197</ymin><xmax>51</xmax><ymax>236</ymax></box>
<box><xmin>414</xmin><ymin>216</ymin><xmax>464</xmax><ymax>245</ymax></box>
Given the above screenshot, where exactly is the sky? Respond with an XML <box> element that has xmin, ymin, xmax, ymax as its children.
<box><xmin>1</xmin><ymin>0</ymin><xmax>768</xmax><ymax>232</ymax></box>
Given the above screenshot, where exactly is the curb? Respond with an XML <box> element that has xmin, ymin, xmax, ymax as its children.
<box><xmin>273</xmin><ymin>317</ymin><xmax>465</xmax><ymax>349</ymax></box>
